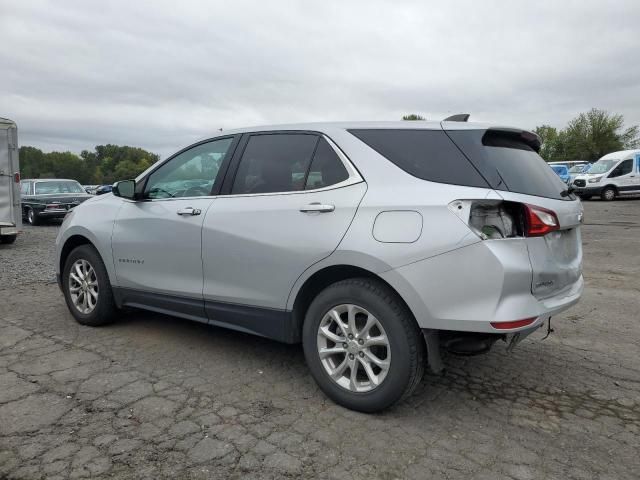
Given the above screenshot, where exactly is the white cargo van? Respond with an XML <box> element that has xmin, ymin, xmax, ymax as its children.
<box><xmin>572</xmin><ymin>150</ymin><xmax>640</xmax><ymax>200</ymax></box>
<box><xmin>0</xmin><ymin>117</ymin><xmax>21</xmax><ymax>244</ymax></box>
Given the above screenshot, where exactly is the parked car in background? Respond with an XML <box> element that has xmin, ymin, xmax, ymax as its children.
<box><xmin>95</xmin><ymin>184</ymin><xmax>113</xmax><ymax>195</ymax></box>
<box><xmin>55</xmin><ymin>121</ymin><xmax>584</xmax><ymax>412</ymax></box>
<box><xmin>21</xmin><ymin>179</ymin><xmax>92</xmax><ymax>225</ymax></box>
<box><xmin>572</xmin><ymin>150</ymin><xmax>640</xmax><ymax>200</ymax></box>
<box><xmin>83</xmin><ymin>185</ymin><xmax>100</xmax><ymax>195</ymax></box>
<box><xmin>550</xmin><ymin>164</ymin><xmax>571</xmax><ymax>184</ymax></box>
<box><xmin>0</xmin><ymin>117</ymin><xmax>20</xmax><ymax>244</ymax></box>
<box><xmin>568</xmin><ymin>164</ymin><xmax>591</xmax><ymax>184</ymax></box>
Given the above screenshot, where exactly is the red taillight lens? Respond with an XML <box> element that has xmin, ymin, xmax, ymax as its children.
<box><xmin>14</xmin><ymin>172</ymin><xmax>20</xmax><ymax>183</ymax></box>
<box><xmin>490</xmin><ymin>318</ymin><xmax>537</xmax><ymax>330</ymax></box>
<box><xmin>524</xmin><ymin>204</ymin><xmax>559</xmax><ymax>237</ymax></box>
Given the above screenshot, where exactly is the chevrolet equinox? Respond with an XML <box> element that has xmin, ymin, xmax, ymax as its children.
<box><xmin>56</xmin><ymin>121</ymin><xmax>583</xmax><ymax>412</ymax></box>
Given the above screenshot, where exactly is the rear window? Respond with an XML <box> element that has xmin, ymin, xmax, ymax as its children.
<box><xmin>348</xmin><ymin>129</ymin><xmax>489</xmax><ymax>188</ymax></box>
<box><xmin>446</xmin><ymin>130</ymin><xmax>571</xmax><ymax>200</ymax></box>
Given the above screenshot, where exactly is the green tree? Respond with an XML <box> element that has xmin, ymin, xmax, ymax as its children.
<box><xmin>402</xmin><ymin>114</ymin><xmax>426</xmax><ymax>121</ymax></box>
<box><xmin>534</xmin><ymin>109</ymin><xmax>639</xmax><ymax>162</ymax></box>
<box><xmin>562</xmin><ymin>109</ymin><xmax>639</xmax><ymax>161</ymax></box>
<box><xmin>19</xmin><ymin>144</ymin><xmax>160</xmax><ymax>185</ymax></box>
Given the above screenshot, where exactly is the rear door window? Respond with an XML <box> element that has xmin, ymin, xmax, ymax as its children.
<box><xmin>304</xmin><ymin>138</ymin><xmax>349</xmax><ymax>190</ymax></box>
<box><xmin>349</xmin><ymin>129</ymin><xmax>489</xmax><ymax>188</ymax></box>
<box><xmin>231</xmin><ymin>134</ymin><xmax>319</xmax><ymax>194</ymax></box>
<box><xmin>446</xmin><ymin>129</ymin><xmax>570</xmax><ymax>200</ymax></box>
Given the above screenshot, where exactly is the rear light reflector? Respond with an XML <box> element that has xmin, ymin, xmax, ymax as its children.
<box><xmin>490</xmin><ymin>318</ymin><xmax>537</xmax><ymax>330</ymax></box>
<box><xmin>524</xmin><ymin>204</ymin><xmax>559</xmax><ymax>237</ymax></box>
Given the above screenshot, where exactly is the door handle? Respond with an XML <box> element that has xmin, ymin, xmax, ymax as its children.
<box><xmin>300</xmin><ymin>202</ymin><xmax>335</xmax><ymax>213</ymax></box>
<box><xmin>177</xmin><ymin>207</ymin><xmax>201</xmax><ymax>216</ymax></box>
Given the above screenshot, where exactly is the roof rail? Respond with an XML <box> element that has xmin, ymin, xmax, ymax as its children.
<box><xmin>443</xmin><ymin>114</ymin><xmax>470</xmax><ymax>122</ymax></box>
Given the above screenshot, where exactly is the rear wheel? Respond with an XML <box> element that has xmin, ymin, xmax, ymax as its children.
<box><xmin>26</xmin><ymin>208</ymin><xmax>40</xmax><ymax>226</ymax></box>
<box><xmin>62</xmin><ymin>244</ymin><xmax>117</xmax><ymax>326</ymax></box>
<box><xmin>601</xmin><ymin>187</ymin><xmax>616</xmax><ymax>201</ymax></box>
<box><xmin>0</xmin><ymin>234</ymin><xmax>17</xmax><ymax>244</ymax></box>
<box><xmin>302</xmin><ymin>278</ymin><xmax>425</xmax><ymax>412</ymax></box>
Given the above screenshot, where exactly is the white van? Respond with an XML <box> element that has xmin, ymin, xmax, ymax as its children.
<box><xmin>572</xmin><ymin>150</ymin><xmax>640</xmax><ymax>200</ymax></box>
<box><xmin>0</xmin><ymin>117</ymin><xmax>21</xmax><ymax>244</ymax></box>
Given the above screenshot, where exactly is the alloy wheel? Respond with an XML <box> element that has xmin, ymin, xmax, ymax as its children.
<box><xmin>316</xmin><ymin>304</ymin><xmax>391</xmax><ymax>392</ymax></box>
<box><xmin>69</xmin><ymin>259</ymin><xmax>99</xmax><ymax>314</ymax></box>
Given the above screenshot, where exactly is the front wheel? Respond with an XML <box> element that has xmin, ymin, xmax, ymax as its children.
<box><xmin>302</xmin><ymin>278</ymin><xmax>425</xmax><ymax>412</ymax></box>
<box><xmin>601</xmin><ymin>187</ymin><xmax>616</xmax><ymax>201</ymax></box>
<box><xmin>62</xmin><ymin>244</ymin><xmax>117</xmax><ymax>326</ymax></box>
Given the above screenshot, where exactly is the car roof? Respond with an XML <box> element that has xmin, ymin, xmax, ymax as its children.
<box><xmin>22</xmin><ymin>178</ymin><xmax>79</xmax><ymax>182</ymax></box>
<box><xmin>215</xmin><ymin>120</ymin><xmax>522</xmax><ymax>136</ymax></box>
<box><xmin>600</xmin><ymin>149</ymin><xmax>640</xmax><ymax>160</ymax></box>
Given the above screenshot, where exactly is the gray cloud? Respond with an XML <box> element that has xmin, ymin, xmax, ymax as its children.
<box><xmin>1</xmin><ymin>0</ymin><xmax>639</xmax><ymax>158</ymax></box>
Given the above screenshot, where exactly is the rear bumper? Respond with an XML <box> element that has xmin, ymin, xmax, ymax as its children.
<box><xmin>572</xmin><ymin>185</ymin><xmax>602</xmax><ymax>196</ymax></box>
<box><xmin>0</xmin><ymin>226</ymin><xmax>18</xmax><ymax>236</ymax></box>
<box><xmin>380</xmin><ymin>240</ymin><xmax>583</xmax><ymax>334</ymax></box>
<box><xmin>37</xmin><ymin>209</ymin><xmax>69</xmax><ymax>219</ymax></box>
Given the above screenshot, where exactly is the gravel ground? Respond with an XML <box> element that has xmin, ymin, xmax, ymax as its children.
<box><xmin>0</xmin><ymin>199</ymin><xmax>639</xmax><ymax>479</ymax></box>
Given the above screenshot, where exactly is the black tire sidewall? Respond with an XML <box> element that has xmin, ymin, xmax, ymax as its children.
<box><xmin>0</xmin><ymin>234</ymin><xmax>17</xmax><ymax>244</ymax></box>
<box><xmin>601</xmin><ymin>187</ymin><xmax>616</xmax><ymax>201</ymax></box>
<box><xmin>62</xmin><ymin>244</ymin><xmax>115</xmax><ymax>326</ymax></box>
<box><xmin>303</xmin><ymin>279</ymin><xmax>417</xmax><ymax>412</ymax></box>
<box><xmin>27</xmin><ymin>208</ymin><xmax>39</xmax><ymax>225</ymax></box>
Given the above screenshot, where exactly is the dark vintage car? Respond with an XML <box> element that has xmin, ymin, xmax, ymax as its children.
<box><xmin>20</xmin><ymin>179</ymin><xmax>92</xmax><ymax>225</ymax></box>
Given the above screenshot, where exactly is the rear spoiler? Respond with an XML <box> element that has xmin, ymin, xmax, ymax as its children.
<box><xmin>443</xmin><ymin>113</ymin><xmax>470</xmax><ymax>122</ymax></box>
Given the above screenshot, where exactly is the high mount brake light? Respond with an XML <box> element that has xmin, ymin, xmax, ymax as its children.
<box><xmin>524</xmin><ymin>204</ymin><xmax>560</xmax><ymax>237</ymax></box>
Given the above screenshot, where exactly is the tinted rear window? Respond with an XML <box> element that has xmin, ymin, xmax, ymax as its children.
<box><xmin>446</xmin><ymin>130</ymin><xmax>570</xmax><ymax>200</ymax></box>
<box><xmin>349</xmin><ymin>129</ymin><xmax>489</xmax><ymax>188</ymax></box>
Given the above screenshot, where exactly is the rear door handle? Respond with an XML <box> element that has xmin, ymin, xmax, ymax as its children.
<box><xmin>300</xmin><ymin>203</ymin><xmax>335</xmax><ymax>213</ymax></box>
<box><xmin>177</xmin><ymin>207</ymin><xmax>201</xmax><ymax>216</ymax></box>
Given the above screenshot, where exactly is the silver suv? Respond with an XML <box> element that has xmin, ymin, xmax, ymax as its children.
<box><xmin>55</xmin><ymin>121</ymin><xmax>583</xmax><ymax>412</ymax></box>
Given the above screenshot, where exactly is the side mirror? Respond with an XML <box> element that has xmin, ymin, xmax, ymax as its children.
<box><xmin>112</xmin><ymin>180</ymin><xmax>136</xmax><ymax>200</ymax></box>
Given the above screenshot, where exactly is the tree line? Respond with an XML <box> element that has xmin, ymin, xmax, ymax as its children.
<box><xmin>403</xmin><ymin>108</ymin><xmax>639</xmax><ymax>162</ymax></box>
<box><xmin>18</xmin><ymin>108</ymin><xmax>640</xmax><ymax>185</ymax></box>
<box><xmin>19</xmin><ymin>144</ymin><xmax>159</xmax><ymax>185</ymax></box>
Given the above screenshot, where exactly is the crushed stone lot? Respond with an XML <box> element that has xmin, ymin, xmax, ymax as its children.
<box><xmin>1</xmin><ymin>200</ymin><xmax>639</xmax><ymax>479</ymax></box>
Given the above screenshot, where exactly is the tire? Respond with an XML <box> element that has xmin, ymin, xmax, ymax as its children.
<box><xmin>302</xmin><ymin>278</ymin><xmax>425</xmax><ymax>412</ymax></box>
<box><xmin>0</xmin><ymin>234</ymin><xmax>17</xmax><ymax>244</ymax></box>
<box><xmin>601</xmin><ymin>187</ymin><xmax>616</xmax><ymax>201</ymax></box>
<box><xmin>26</xmin><ymin>208</ymin><xmax>40</xmax><ymax>226</ymax></box>
<box><xmin>62</xmin><ymin>244</ymin><xmax>117</xmax><ymax>326</ymax></box>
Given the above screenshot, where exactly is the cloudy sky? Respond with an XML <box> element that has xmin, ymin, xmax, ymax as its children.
<box><xmin>2</xmin><ymin>0</ymin><xmax>639</xmax><ymax>158</ymax></box>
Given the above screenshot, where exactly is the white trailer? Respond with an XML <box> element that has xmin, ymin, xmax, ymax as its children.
<box><xmin>0</xmin><ymin>117</ymin><xmax>21</xmax><ymax>244</ymax></box>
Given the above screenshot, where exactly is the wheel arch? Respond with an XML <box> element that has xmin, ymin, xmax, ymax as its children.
<box><xmin>290</xmin><ymin>264</ymin><xmax>421</xmax><ymax>343</ymax></box>
<box><xmin>59</xmin><ymin>234</ymin><xmax>94</xmax><ymax>274</ymax></box>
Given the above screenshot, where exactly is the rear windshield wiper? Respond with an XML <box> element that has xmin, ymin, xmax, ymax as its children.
<box><xmin>560</xmin><ymin>186</ymin><xmax>575</xmax><ymax>197</ymax></box>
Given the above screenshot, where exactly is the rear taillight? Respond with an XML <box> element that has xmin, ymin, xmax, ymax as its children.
<box><xmin>524</xmin><ymin>204</ymin><xmax>559</xmax><ymax>237</ymax></box>
<box><xmin>450</xmin><ymin>200</ymin><xmax>560</xmax><ymax>239</ymax></box>
<box><xmin>14</xmin><ymin>172</ymin><xmax>20</xmax><ymax>183</ymax></box>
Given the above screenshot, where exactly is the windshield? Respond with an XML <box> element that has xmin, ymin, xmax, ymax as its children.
<box><xmin>589</xmin><ymin>159</ymin><xmax>618</xmax><ymax>174</ymax></box>
<box><xmin>35</xmin><ymin>181</ymin><xmax>84</xmax><ymax>195</ymax></box>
